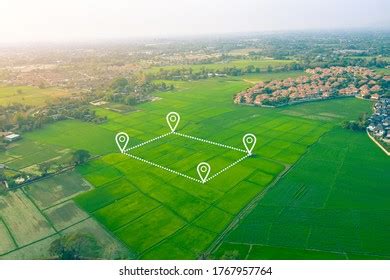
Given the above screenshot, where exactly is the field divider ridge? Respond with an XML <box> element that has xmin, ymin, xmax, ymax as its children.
<box><xmin>123</xmin><ymin>132</ymin><xmax>173</xmax><ymax>152</ymax></box>
<box><xmin>173</xmin><ymin>131</ymin><xmax>247</xmax><ymax>153</ymax></box>
<box><xmin>123</xmin><ymin>152</ymin><xmax>203</xmax><ymax>183</ymax></box>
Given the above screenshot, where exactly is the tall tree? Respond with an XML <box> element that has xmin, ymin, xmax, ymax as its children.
<box><xmin>71</xmin><ymin>149</ymin><xmax>91</xmax><ymax>165</ymax></box>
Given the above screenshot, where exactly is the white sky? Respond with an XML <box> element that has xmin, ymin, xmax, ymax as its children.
<box><xmin>0</xmin><ymin>0</ymin><xmax>389</xmax><ymax>43</ymax></box>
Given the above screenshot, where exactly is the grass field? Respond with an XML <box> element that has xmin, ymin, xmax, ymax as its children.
<box><xmin>0</xmin><ymin>85</ymin><xmax>70</xmax><ymax>106</ymax></box>
<box><xmin>1</xmin><ymin>70</ymin><xmax>384</xmax><ymax>259</ymax></box>
<box><xmin>213</xmin><ymin>127</ymin><xmax>390</xmax><ymax>259</ymax></box>
<box><xmin>147</xmin><ymin>59</ymin><xmax>296</xmax><ymax>73</ymax></box>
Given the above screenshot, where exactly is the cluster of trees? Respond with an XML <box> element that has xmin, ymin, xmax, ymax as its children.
<box><xmin>71</xmin><ymin>149</ymin><xmax>91</xmax><ymax>165</ymax></box>
<box><xmin>49</xmin><ymin>232</ymin><xmax>101</xmax><ymax>260</ymax></box>
<box><xmin>105</xmin><ymin>76</ymin><xmax>174</xmax><ymax>105</ymax></box>
<box><xmin>0</xmin><ymin>98</ymin><xmax>107</xmax><ymax>134</ymax></box>
<box><xmin>342</xmin><ymin>113</ymin><xmax>369</xmax><ymax>131</ymax></box>
<box><xmin>46</xmin><ymin>99</ymin><xmax>107</xmax><ymax>124</ymax></box>
<box><xmin>298</xmin><ymin>56</ymin><xmax>389</xmax><ymax>71</ymax></box>
<box><xmin>0</xmin><ymin>104</ymin><xmax>32</xmax><ymax>132</ymax></box>
<box><xmin>261</xmin><ymin>96</ymin><xmax>290</xmax><ymax>106</ymax></box>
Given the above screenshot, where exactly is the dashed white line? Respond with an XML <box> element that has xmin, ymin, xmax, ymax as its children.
<box><xmin>173</xmin><ymin>132</ymin><xmax>247</xmax><ymax>153</ymax></box>
<box><xmin>206</xmin><ymin>154</ymin><xmax>250</xmax><ymax>182</ymax></box>
<box><xmin>120</xmin><ymin>130</ymin><xmax>252</xmax><ymax>184</ymax></box>
<box><xmin>124</xmin><ymin>152</ymin><xmax>203</xmax><ymax>183</ymax></box>
<box><xmin>124</xmin><ymin>132</ymin><xmax>173</xmax><ymax>152</ymax></box>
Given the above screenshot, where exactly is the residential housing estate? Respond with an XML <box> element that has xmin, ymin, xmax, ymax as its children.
<box><xmin>234</xmin><ymin>66</ymin><xmax>388</xmax><ymax>107</ymax></box>
<box><xmin>367</xmin><ymin>98</ymin><xmax>390</xmax><ymax>148</ymax></box>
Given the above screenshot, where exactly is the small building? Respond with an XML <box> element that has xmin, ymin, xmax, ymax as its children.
<box><xmin>4</xmin><ymin>133</ymin><xmax>21</xmax><ymax>142</ymax></box>
<box><xmin>371</xmin><ymin>93</ymin><xmax>380</xmax><ymax>100</ymax></box>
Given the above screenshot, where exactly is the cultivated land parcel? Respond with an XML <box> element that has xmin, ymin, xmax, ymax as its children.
<box><xmin>0</xmin><ymin>72</ymin><xmax>388</xmax><ymax>259</ymax></box>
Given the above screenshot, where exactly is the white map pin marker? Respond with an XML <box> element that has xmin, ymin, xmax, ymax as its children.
<box><xmin>115</xmin><ymin>132</ymin><xmax>129</xmax><ymax>153</ymax></box>
<box><xmin>166</xmin><ymin>112</ymin><xmax>180</xmax><ymax>132</ymax></box>
<box><xmin>197</xmin><ymin>162</ymin><xmax>211</xmax><ymax>184</ymax></box>
<box><xmin>243</xmin><ymin>133</ymin><xmax>256</xmax><ymax>155</ymax></box>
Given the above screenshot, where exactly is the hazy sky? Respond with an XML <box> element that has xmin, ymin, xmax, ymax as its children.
<box><xmin>0</xmin><ymin>0</ymin><xmax>389</xmax><ymax>43</ymax></box>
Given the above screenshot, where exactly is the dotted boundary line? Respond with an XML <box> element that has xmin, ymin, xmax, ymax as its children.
<box><xmin>120</xmin><ymin>130</ymin><xmax>252</xmax><ymax>183</ymax></box>
<box><xmin>206</xmin><ymin>154</ymin><xmax>250</xmax><ymax>182</ymax></box>
<box><xmin>173</xmin><ymin>132</ymin><xmax>247</xmax><ymax>153</ymax></box>
<box><xmin>124</xmin><ymin>152</ymin><xmax>203</xmax><ymax>183</ymax></box>
<box><xmin>124</xmin><ymin>132</ymin><xmax>173</xmax><ymax>152</ymax></box>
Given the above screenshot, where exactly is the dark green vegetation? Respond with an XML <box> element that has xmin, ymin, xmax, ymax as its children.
<box><xmin>213</xmin><ymin>127</ymin><xmax>390</xmax><ymax>259</ymax></box>
<box><xmin>49</xmin><ymin>232</ymin><xmax>102</xmax><ymax>260</ymax></box>
<box><xmin>341</xmin><ymin>113</ymin><xmax>369</xmax><ymax>131</ymax></box>
<box><xmin>71</xmin><ymin>149</ymin><xmax>91</xmax><ymax>165</ymax></box>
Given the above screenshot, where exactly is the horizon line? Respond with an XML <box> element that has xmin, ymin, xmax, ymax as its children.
<box><xmin>0</xmin><ymin>26</ymin><xmax>389</xmax><ymax>47</ymax></box>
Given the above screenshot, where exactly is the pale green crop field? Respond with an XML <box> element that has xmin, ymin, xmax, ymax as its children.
<box><xmin>0</xmin><ymin>85</ymin><xmax>70</xmax><ymax>106</ymax></box>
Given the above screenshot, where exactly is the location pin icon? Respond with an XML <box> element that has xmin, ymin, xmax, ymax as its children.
<box><xmin>243</xmin><ymin>133</ymin><xmax>256</xmax><ymax>155</ymax></box>
<box><xmin>166</xmin><ymin>112</ymin><xmax>180</xmax><ymax>132</ymax></box>
<box><xmin>197</xmin><ymin>162</ymin><xmax>211</xmax><ymax>184</ymax></box>
<box><xmin>115</xmin><ymin>132</ymin><xmax>129</xmax><ymax>153</ymax></box>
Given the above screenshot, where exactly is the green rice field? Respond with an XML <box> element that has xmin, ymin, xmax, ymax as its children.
<box><xmin>213</xmin><ymin>128</ymin><xmax>390</xmax><ymax>259</ymax></box>
<box><xmin>1</xmin><ymin>71</ymin><xmax>387</xmax><ymax>260</ymax></box>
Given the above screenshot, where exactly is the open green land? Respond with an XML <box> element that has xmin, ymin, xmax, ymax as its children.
<box><xmin>52</xmin><ymin>76</ymin><xmax>371</xmax><ymax>259</ymax></box>
<box><xmin>2</xmin><ymin>71</ymin><xmax>386</xmax><ymax>259</ymax></box>
<box><xmin>147</xmin><ymin>59</ymin><xmax>296</xmax><ymax>73</ymax></box>
<box><xmin>213</xmin><ymin>127</ymin><xmax>390</xmax><ymax>260</ymax></box>
<box><xmin>0</xmin><ymin>85</ymin><xmax>70</xmax><ymax>106</ymax></box>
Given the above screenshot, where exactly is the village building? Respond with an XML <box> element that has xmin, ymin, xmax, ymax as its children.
<box><xmin>4</xmin><ymin>133</ymin><xmax>21</xmax><ymax>142</ymax></box>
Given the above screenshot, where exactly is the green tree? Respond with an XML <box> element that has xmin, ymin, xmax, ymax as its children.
<box><xmin>110</xmin><ymin>78</ymin><xmax>129</xmax><ymax>92</ymax></box>
<box><xmin>38</xmin><ymin>162</ymin><xmax>51</xmax><ymax>175</ymax></box>
<box><xmin>358</xmin><ymin>113</ymin><xmax>368</xmax><ymax>129</ymax></box>
<box><xmin>71</xmin><ymin>149</ymin><xmax>91</xmax><ymax>165</ymax></box>
<box><xmin>49</xmin><ymin>232</ymin><xmax>101</xmax><ymax>260</ymax></box>
<box><xmin>125</xmin><ymin>94</ymin><xmax>137</xmax><ymax>105</ymax></box>
<box><xmin>0</xmin><ymin>169</ymin><xmax>6</xmax><ymax>182</ymax></box>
